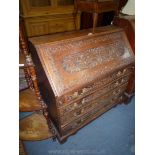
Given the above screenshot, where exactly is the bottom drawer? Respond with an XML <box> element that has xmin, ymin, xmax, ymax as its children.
<box><xmin>60</xmin><ymin>82</ymin><xmax>128</xmax><ymax>127</ymax></box>
<box><xmin>61</xmin><ymin>94</ymin><xmax>124</xmax><ymax>136</ymax></box>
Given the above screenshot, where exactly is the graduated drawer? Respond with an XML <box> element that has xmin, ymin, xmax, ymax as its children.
<box><xmin>61</xmin><ymin>94</ymin><xmax>124</xmax><ymax>135</ymax></box>
<box><xmin>58</xmin><ymin>74</ymin><xmax>130</xmax><ymax>117</ymax></box>
<box><xmin>59</xmin><ymin>82</ymin><xmax>128</xmax><ymax>127</ymax></box>
<box><xmin>57</xmin><ymin>67</ymin><xmax>133</xmax><ymax>107</ymax></box>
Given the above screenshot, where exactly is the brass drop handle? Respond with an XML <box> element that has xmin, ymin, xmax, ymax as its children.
<box><xmin>123</xmin><ymin>68</ymin><xmax>127</xmax><ymax>73</ymax></box>
<box><xmin>115</xmin><ymin>81</ymin><xmax>119</xmax><ymax>86</ymax></box>
<box><xmin>117</xmin><ymin>71</ymin><xmax>122</xmax><ymax>76</ymax></box>
<box><xmin>82</xmin><ymin>96</ymin><xmax>90</xmax><ymax>104</ymax></box>
<box><xmin>73</xmin><ymin>102</ymin><xmax>78</xmax><ymax>107</ymax></box>
<box><xmin>113</xmin><ymin>89</ymin><xmax>121</xmax><ymax>95</ymax></box>
<box><xmin>74</xmin><ymin>109</ymin><xmax>83</xmax><ymax>116</ymax></box>
<box><xmin>72</xmin><ymin>119</ymin><xmax>83</xmax><ymax>128</ymax></box>
<box><xmin>73</xmin><ymin>91</ymin><xmax>78</xmax><ymax>98</ymax></box>
<box><xmin>121</xmin><ymin>76</ymin><xmax>129</xmax><ymax>83</ymax></box>
<box><xmin>73</xmin><ymin>101</ymin><xmax>81</xmax><ymax>108</ymax></box>
<box><xmin>82</xmin><ymin>88</ymin><xmax>88</xmax><ymax>94</ymax></box>
<box><xmin>82</xmin><ymin>98</ymin><xmax>86</xmax><ymax>104</ymax></box>
<box><xmin>121</xmin><ymin>78</ymin><xmax>125</xmax><ymax>83</ymax></box>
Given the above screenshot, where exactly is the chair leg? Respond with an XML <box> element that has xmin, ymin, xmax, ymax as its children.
<box><xmin>93</xmin><ymin>12</ymin><xmax>98</xmax><ymax>33</ymax></box>
<box><xmin>20</xmin><ymin>19</ymin><xmax>55</xmax><ymax>137</ymax></box>
<box><xmin>73</xmin><ymin>0</ymin><xmax>78</xmax><ymax>30</ymax></box>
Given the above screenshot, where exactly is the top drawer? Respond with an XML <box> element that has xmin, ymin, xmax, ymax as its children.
<box><xmin>56</xmin><ymin>66</ymin><xmax>133</xmax><ymax>107</ymax></box>
<box><xmin>58</xmin><ymin>74</ymin><xmax>130</xmax><ymax>117</ymax></box>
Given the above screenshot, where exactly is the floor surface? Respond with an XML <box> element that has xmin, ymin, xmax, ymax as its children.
<box><xmin>20</xmin><ymin>96</ymin><xmax>135</xmax><ymax>155</ymax></box>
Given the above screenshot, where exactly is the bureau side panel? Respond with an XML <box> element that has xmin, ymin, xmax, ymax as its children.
<box><xmin>29</xmin><ymin>42</ymin><xmax>60</xmax><ymax>129</ymax></box>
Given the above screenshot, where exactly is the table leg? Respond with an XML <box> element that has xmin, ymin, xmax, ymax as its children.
<box><xmin>93</xmin><ymin>12</ymin><xmax>98</xmax><ymax>33</ymax></box>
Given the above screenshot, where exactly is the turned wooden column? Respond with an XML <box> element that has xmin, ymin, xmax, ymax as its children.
<box><xmin>19</xmin><ymin>20</ymin><xmax>54</xmax><ymax>131</ymax></box>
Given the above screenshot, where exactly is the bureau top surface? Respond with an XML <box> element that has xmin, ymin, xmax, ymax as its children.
<box><xmin>29</xmin><ymin>26</ymin><xmax>134</xmax><ymax>97</ymax></box>
<box><xmin>29</xmin><ymin>26</ymin><xmax>121</xmax><ymax>45</ymax></box>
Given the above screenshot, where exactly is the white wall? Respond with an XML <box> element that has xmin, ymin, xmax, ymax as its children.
<box><xmin>121</xmin><ymin>0</ymin><xmax>135</xmax><ymax>15</ymax></box>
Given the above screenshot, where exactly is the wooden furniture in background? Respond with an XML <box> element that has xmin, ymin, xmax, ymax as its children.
<box><xmin>19</xmin><ymin>140</ymin><xmax>27</xmax><ymax>155</ymax></box>
<box><xmin>113</xmin><ymin>14</ymin><xmax>135</xmax><ymax>98</ymax></box>
<box><xmin>19</xmin><ymin>52</ymin><xmax>29</xmax><ymax>91</ymax></box>
<box><xmin>29</xmin><ymin>26</ymin><xmax>135</xmax><ymax>143</ymax></box>
<box><xmin>19</xmin><ymin>20</ymin><xmax>56</xmax><ymax>140</ymax></box>
<box><xmin>79</xmin><ymin>0</ymin><xmax>129</xmax><ymax>30</ymax></box>
<box><xmin>20</xmin><ymin>0</ymin><xmax>80</xmax><ymax>37</ymax></box>
<box><xmin>19</xmin><ymin>113</ymin><xmax>53</xmax><ymax>141</ymax></box>
<box><xmin>74</xmin><ymin>0</ymin><xmax>118</xmax><ymax>33</ymax></box>
<box><xmin>19</xmin><ymin>20</ymin><xmax>44</xmax><ymax>111</ymax></box>
<box><xmin>113</xmin><ymin>14</ymin><xmax>135</xmax><ymax>53</ymax></box>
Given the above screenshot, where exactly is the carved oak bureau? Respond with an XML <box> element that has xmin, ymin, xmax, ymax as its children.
<box><xmin>29</xmin><ymin>26</ymin><xmax>134</xmax><ymax>143</ymax></box>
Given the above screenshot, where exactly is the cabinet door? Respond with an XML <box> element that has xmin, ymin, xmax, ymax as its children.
<box><xmin>28</xmin><ymin>0</ymin><xmax>74</xmax><ymax>7</ymax></box>
<box><xmin>26</xmin><ymin>21</ymin><xmax>49</xmax><ymax>37</ymax></box>
<box><xmin>48</xmin><ymin>18</ymin><xmax>75</xmax><ymax>33</ymax></box>
<box><xmin>20</xmin><ymin>0</ymin><xmax>76</xmax><ymax>17</ymax></box>
<box><xmin>29</xmin><ymin>0</ymin><xmax>51</xmax><ymax>7</ymax></box>
<box><xmin>57</xmin><ymin>0</ymin><xmax>74</xmax><ymax>6</ymax></box>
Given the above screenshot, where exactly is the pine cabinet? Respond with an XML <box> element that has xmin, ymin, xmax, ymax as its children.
<box><xmin>20</xmin><ymin>0</ymin><xmax>80</xmax><ymax>37</ymax></box>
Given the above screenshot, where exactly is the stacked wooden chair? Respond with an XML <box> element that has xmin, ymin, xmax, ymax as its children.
<box><xmin>19</xmin><ymin>20</ymin><xmax>55</xmax><ymax>141</ymax></box>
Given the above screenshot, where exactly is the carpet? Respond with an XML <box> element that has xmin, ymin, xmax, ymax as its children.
<box><xmin>20</xmin><ymin>96</ymin><xmax>135</xmax><ymax>155</ymax></box>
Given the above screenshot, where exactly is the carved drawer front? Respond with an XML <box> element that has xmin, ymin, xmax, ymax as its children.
<box><xmin>57</xmin><ymin>67</ymin><xmax>132</xmax><ymax>107</ymax></box>
<box><xmin>61</xmin><ymin>94</ymin><xmax>124</xmax><ymax>135</ymax></box>
<box><xmin>58</xmin><ymin>74</ymin><xmax>130</xmax><ymax>117</ymax></box>
<box><xmin>60</xmin><ymin>82</ymin><xmax>128</xmax><ymax>127</ymax></box>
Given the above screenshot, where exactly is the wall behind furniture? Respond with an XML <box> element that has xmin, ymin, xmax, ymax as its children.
<box><xmin>122</xmin><ymin>0</ymin><xmax>135</xmax><ymax>15</ymax></box>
